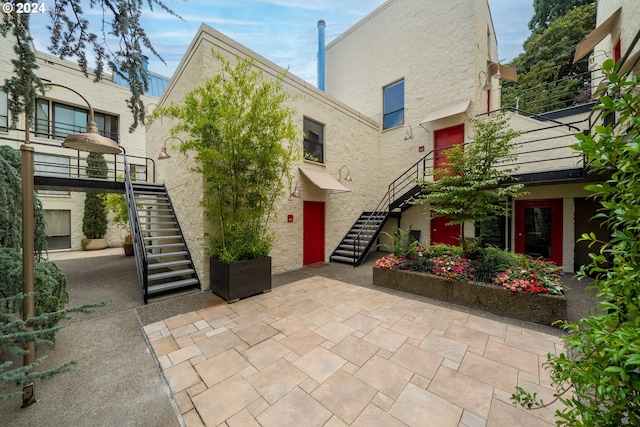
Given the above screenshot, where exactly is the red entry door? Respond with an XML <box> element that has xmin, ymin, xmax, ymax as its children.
<box><xmin>303</xmin><ymin>201</ymin><xmax>325</xmax><ymax>265</ymax></box>
<box><xmin>431</xmin><ymin>124</ymin><xmax>465</xmax><ymax>245</ymax></box>
<box><xmin>515</xmin><ymin>199</ymin><xmax>563</xmax><ymax>266</ymax></box>
<box><xmin>433</xmin><ymin>124</ymin><xmax>465</xmax><ymax>170</ymax></box>
<box><xmin>430</xmin><ymin>215</ymin><xmax>460</xmax><ymax>246</ymax></box>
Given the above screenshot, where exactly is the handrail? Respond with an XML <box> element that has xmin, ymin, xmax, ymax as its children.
<box><xmin>350</xmin><ymin>104</ymin><xmax>599</xmax><ymax>266</ymax></box>
<box><xmin>0</xmin><ymin>134</ymin><xmax>156</xmax><ymax>185</ymax></box>
<box><xmin>122</xmin><ymin>149</ymin><xmax>149</xmax><ymax>303</ymax></box>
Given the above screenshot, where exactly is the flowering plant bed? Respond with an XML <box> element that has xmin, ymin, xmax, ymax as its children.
<box><xmin>372</xmin><ymin>241</ymin><xmax>567</xmax><ymax>325</ymax></box>
<box><xmin>373</xmin><ymin>267</ymin><xmax>567</xmax><ymax>325</ymax></box>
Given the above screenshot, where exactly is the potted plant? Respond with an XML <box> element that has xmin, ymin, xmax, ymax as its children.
<box><xmin>152</xmin><ymin>50</ymin><xmax>298</xmax><ymax>302</ymax></box>
<box><xmin>81</xmin><ymin>152</ymin><xmax>108</xmax><ymax>250</ymax></box>
<box><xmin>105</xmin><ymin>180</ymin><xmax>133</xmax><ymax>256</ymax></box>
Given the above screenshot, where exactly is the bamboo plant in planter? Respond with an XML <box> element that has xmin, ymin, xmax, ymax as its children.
<box><xmin>105</xmin><ymin>179</ymin><xmax>133</xmax><ymax>256</ymax></box>
<box><xmin>152</xmin><ymin>50</ymin><xmax>298</xmax><ymax>302</ymax></box>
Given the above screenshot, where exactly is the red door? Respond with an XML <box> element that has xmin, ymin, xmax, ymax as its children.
<box><xmin>515</xmin><ymin>199</ymin><xmax>563</xmax><ymax>266</ymax></box>
<box><xmin>431</xmin><ymin>124</ymin><xmax>465</xmax><ymax>245</ymax></box>
<box><xmin>303</xmin><ymin>201</ymin><xmax>325</xmax><ymax>265</ymax></box>
<box><xmin>430</xmin><ymin>215</ymin><xmax>460</xmax><ymax>246</ymax></box>
<box><xmin>433</xmin><ymin>124</ymin><xmax>464</xmax><ymax>171</ymax></box>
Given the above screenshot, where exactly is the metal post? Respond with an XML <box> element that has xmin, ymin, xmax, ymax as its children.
<box><xmin>20</xmin><ymin>114</ymin><xmax>37</xmax><ymax>408</ymax></box>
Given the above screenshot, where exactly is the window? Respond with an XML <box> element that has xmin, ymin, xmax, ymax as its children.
<box><xmin>53</xmin><ymin>103</ymin><xmax>88</xmax><ymax>140</ymax></box>
<box><xmin>0</xmin><ymin>90</ymin><xmax>8</xmax><ymax>131</ymax></box>
<box><xmin>35</xmin><ymin>99</ymin><xmax>119</xmax><ymax>142</ymax></box>
<box><xmin>383</xmin><ymin>79</ymin><xmax>404</xmax><ymax>129</ymax></box>
<box><xmin>303</xmin><ymin>117</ymin><xmax>324</xmax><ymax>163</ymax></box>
<box><xmin>35</xmin><ymin>153</ymin><xmax>71</xmax><ymax>195</ymax></box>
<box><xmin>129</xmin><ymin>163</ymin><xmax>147</xmax><ymax>182</ymax></box>
<box><xmin>35</xmin><ymin>99</ymin><xmax>50</xmax><ymax>137</ymax></box>
<box><xmin>44</xmin><ymin>210</ymin><xmax>71</xmax><ymax>250</ymax></box>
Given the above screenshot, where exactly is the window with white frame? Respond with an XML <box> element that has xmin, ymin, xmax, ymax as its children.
<box><xmin>383</xmin><ymin>79</ymin><xmax>404</xmax><ymax>129</ymax></box>
<box><xmin>44</xmin><ymin>210</ymin><xmax>71</xmax><ymax>250</ymax></box>
<box><xmin>303</xmin><ymin>117</ymin><xmax>324</xmax><ymax>163</ymax></box>
<box><xmin>0</xmin><ymin>90</ymin><xmax>8</xmax><ymax>131</ymax></box>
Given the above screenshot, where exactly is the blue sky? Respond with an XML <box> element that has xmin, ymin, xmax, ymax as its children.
<box><xmin>29</xmin><ymin>0</ymin><xmax>533</xmax><ymax>83</ymax></box>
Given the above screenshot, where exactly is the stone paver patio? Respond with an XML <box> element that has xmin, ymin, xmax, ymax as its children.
<box><xmin>144</xmin><ymin>276</ymin><xmax>564</xmax><ymax>426</ymax></box>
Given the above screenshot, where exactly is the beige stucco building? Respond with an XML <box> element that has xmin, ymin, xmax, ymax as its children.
<box><xmin>0</xmin><ymin>36</ymin><xmax>167</xmax><ymax>250</ymax></box>
<box><xmin>146</xmin><ymin>0</ymin><xmax>639</xmax><ymax>292</ymax></box>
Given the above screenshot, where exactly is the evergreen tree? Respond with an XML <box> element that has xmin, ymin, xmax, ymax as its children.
<box><xmin>503</xmin><ymin>4</ymin><xmax>597</xmax><ymax>115</ymax></box>
<box><xmin>529</xmin><ymin>0</ymin><xmax>596</xmax><ymax>33</ymax></box>
<box><xmin>0</xmin><ymin>0</ymin><xmax>180</xmax><ymax>131</ymax></box>
<box><xmin>82</xmin><ymin>153</ymin><xmax>108</xmax><ymax>241</ymax></box>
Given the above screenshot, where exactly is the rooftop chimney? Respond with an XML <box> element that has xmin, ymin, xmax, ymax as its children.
<box><xmin>317</xmin><ymin>20</ymin><xmax>326</xmax><ymax>91</ymax></box>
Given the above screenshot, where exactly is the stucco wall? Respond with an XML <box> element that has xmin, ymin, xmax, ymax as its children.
<box><xmin>324</xmin><ymin>0</ymin><xmax>497</xmax><ymax>192</ymax></box>
<box><xmin>146</xmin><ymin>25</ymin><xmax>381</xmax><ymax>287</ymax></box>
<box><xmin>595</xmin><ymin>0</ymin><xmax>640</xmax><ymax>72</ymax></box>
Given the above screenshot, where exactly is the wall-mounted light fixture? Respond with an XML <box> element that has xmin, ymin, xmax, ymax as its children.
<box><xmin>290</xmin><ymin>179</ymin><xmax>301</xmax><ymax>199</ymax></box>
<box><xmin>488</xmin><ymin>62</ymin><xmax>501</xmax><ymax>80</ymax></box>
<box><xmin>339</xmin><ymin>165</ymin><xmax>352</xmax><ymax>181</ymax></box>
<box><xmin>403</xmin><ymin>125</ymin><xmax>413</xmax><ymax>140</ymax></box>
<box><xmin>158</xmin><ymin>136</ymin><xmax>183</xmax><ymax>160</ymax></box>
<box><xmin>479</xmin><ymin>71</ymin><xmax>492</xmax><ymax>91</ymax></box>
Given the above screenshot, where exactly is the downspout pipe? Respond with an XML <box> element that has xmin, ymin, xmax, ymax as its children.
<box><xmin>317</xmin><ymin>20</ymin><xmax>326</xmax><ymax>91</ymax></box>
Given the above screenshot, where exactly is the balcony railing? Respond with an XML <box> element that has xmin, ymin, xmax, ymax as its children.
<box><xmin>0</xmin><ymin>133</ymin><xmax>155</xmax><ymax>186</ymax></box>
<box><xmin>34</xmin><ymin>118</ymin><xmax>120</xmax><ymax>143</ymax></box>
<box><xmin>502</xmin><ymin>67</ymin><xmax>604</xmax><ymax>116</ymax></box>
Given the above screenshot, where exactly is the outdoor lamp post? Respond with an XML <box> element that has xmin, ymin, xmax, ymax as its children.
<box><xmin>21</xmin><ymin>83</ymin><xmax>121</xmax><ymax>408</ymax></box>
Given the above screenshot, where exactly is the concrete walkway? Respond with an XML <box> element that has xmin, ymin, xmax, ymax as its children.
<box><xmin>0</xmin><ymin>249</ymin><xmax>596</xmax><ymax>426</ymax></box>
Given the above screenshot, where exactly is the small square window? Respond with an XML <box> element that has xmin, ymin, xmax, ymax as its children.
<box><xmin>383</xmin><ymin>79</ymin><xmax>404</xmax><ymax>129</ymax></box>
<box><xmin>303</xmin><ymin>117</ymin><xmax>324</xmax><ymax>163</ymax></box>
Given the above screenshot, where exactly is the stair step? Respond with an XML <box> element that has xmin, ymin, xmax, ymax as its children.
<box><xmin>330</xmin><ymin>255</ymin><xmax>356</xmax><ymax>264</ymax></box>
<box><xmin>148</xmin><ymin>278</ymin><xmax>200</xmax><ymax>295</ymax></box>
<box><xmin>138</xmin><ymin>208</ymin><xmax>174</xmax><ymax>212</ymax></box>
<box><xmin>140</xmin><ymin>221</ymin><xmax>178</xmax><ymax>226</ymax></box>
<box><xmin>141</xmin><ymin>228</ymin><xmax>180</xmax><ymax>233</ymax></box>
<box><xmin>334</xmin><ymin>249</ymin><xmax>362</xmax><ymax>257</ymax></box>
<box><xmin>146</xmin><ymin>242</ymin><xmax>185</xmax><ymax>250</ymax></box>
<box><xmin>339</xmin><ymin>244</ymin><xmax>366</xmax><ymax>251</ymax></box>
<box><xmin>143</xmin><ymin>235</ymin><xmax>181</xmax><ymax>242</ymax></box>
<box><xmin>147</xmin><ymin>251</ymin><xmax>189</xmax><ymax>260</ymax></box>
<box><xmin>133</xmin><ymin>190</ymin><xmax>167</xmax><ymax>196</ymax></box>
<box><xmin>148</xmin><ymin>259</ymin><xmax>192</xmax><ymax>270</ymax></box>
<box><xmin>135</xmin><ymin>200</ymin><xmax>171</xmax><ymax>206</ymax></box>
<box><xmin>148</xmin><ymin>268</ymin><xmax>195</xmax><ymax>282</ymax></box>
<box><xmin>347</xmin><ymin>233</ymin><xmax>374</xmax><ymax>239</ymax></box>
<box><xmin>137</xmin><ymin>214</ymin><xmax>176</xmax><ymax>219</ymax></box>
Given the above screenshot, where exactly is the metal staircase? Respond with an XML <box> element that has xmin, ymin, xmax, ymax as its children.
<box><xmin>330</xmin><ymin>152</ymin><xmax>437</xmax><ymax>266</ymax></box>
<box><xmin>123</xmin><ymin>156</ymin><xmax>200</xmax><ymax>303</ymax></box>
<box><xmin>330</xmin><ymin>212</ymin><xmax>389</xmax><ymax>264</ymax></box>
<box><xmin>331</xmin><ymin>105</ymin><xmax>596</xmax><ymax>267</ymax></box>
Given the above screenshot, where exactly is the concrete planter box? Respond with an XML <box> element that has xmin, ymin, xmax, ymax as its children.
<box><xmin>82</xmin><ymin>238</ymin><xmax>107</xmax><ymax>251</ymax></box>
<box><xmin>373</xmin><ymin>268</ymin><xmax>567</xmax><ymax>326</ymax></box>
<box><xmin>210</xmin><ymin>256</ymin><xmax>272</xmax><ymax>303</ymax></box>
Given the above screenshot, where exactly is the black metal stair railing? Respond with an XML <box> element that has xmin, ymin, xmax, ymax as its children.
<box><xmin>349</xmin><ymin>106</ymin><xmax>600</xmax><ymax>267</ymax></box>
<box><xmin>352</xmin><ymin>148</ymin><xmax>439</xmax><ymax>266</ymax></box>
<box><xmin>122</xmin><ymin>149</ymin><xmax>149</xmax><ymax>303</ymax></box>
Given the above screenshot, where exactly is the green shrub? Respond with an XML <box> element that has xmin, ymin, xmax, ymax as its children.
<box><xmin>513</xmin><ymin>59</ymin><xmax>640</xmax><ymax>425</ymax></box>
<box><xmin>82</xmin><ymin>153</ymin><xmax>108</xmax><ymax>240</ymax></box>
<box><xmin>474</xmin><ymin>246</ymin><xmax>521</xmax><ymax>282</ymax></box>
<box><xmin>380</xmin><ymin>228</ymin><xmax>421</xmax><ymax>258</ymax></box>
